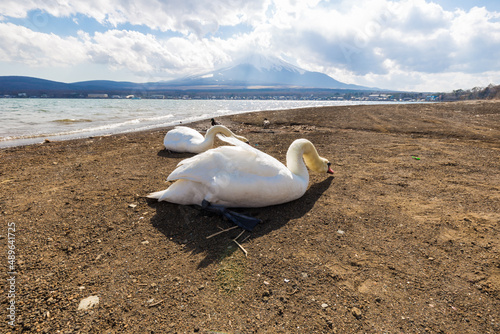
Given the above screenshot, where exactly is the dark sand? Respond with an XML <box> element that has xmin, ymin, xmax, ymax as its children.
<box><xmin>1</xmin><ymin>101</ymin><xmax>499</xmax><ymax>333</ymax></box>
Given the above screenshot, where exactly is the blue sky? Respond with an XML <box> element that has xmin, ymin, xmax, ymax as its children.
<box><xmin>1</xmin><ymin>0</ymin><xmax>500</xmax><ymax>91</ymax></box>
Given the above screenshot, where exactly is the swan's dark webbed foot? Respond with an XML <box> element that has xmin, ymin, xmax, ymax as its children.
<box><xmin>201</xmin><ymin>200</ymin><xmax>261</xmax><ymax>231</ymax></box>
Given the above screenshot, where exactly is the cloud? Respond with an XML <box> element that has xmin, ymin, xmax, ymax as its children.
<box><xmin>0</xmin><ymin>0</ymin><xmax>269</xmax><ymax>36</ymax></box>
<box><xmin>1</xmin><ymin>0</ymin><xmax>500</xmax><ymax>90</ymax></box>
<box><xmin>0</xmin><ymin>22</ymin><xmax>87</xmax><ymax>67</ymax></box>
<box><xmin>84</xmin><ymin>29</ymin><xmax>234</xmax><ymax>80</ymax></box>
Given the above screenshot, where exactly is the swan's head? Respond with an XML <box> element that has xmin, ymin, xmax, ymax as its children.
<box><xmin>296</xmin><ymin>139</ymin><xmax>334</xmax><ymax>174</ymax></box>
<box><xmin>307</xmin><ymin>156</ymin><xmax>334</xmax><ymax>174</ymax></box>
<box><xmin>235</xmin><ymin>134</ymin><xmax>250</xmax><ymax>144</ymax></box>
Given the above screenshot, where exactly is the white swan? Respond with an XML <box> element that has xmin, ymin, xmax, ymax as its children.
<box><xmin>163</xmin><ymin>125</ymin><xmax>248</xmax><ymax>153</ymax></box>
<box><xmin>149</xmin><ymin>136</ymin><xmax>334</xmax><ymax>209</ymax></box>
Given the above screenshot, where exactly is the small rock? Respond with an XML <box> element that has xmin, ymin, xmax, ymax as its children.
<box><xmin>301</xmin><ymin>272</ymin><xmax>308</xmax><ymax>278</ymax></box>
<box><xmin>351</xmin><ymin>307</ymin><xmax>362</xmax><ymax>319</ymax></box>
<box><xmin>337</xmin><ymin>229</ymin><xmax>345</xmax><ymax>235</ymax></box>
<box><xmin>141</xmin><ymin>240</ymin><xmax>149</xmax><ymax>245</ymax></box>
<box><xmin>78</xmin><ymin>295</ymin><xmax>99</xmax><ymax>311</ymax></box>
<box><xmin>321</xmin><ymin>303</ymin><xmax>329</xmax><ymax>308</ymax></box>
<box><xmin>128</xmin><ymin>204</ymin><xmax>137</xmax><ymax>208</ymax></box>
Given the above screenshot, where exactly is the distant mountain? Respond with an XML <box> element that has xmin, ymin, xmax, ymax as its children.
<box><xmin>0</xmin><ymin>76</ymin><xmax>141</xmax><ymax>93</ymax></box>
<box><xmin>162</xmin><ymin>54</ymin><xmax>373</xmax><ymax>90</ymax></box>
<box><xmin>0</xmin><ymin>56</ymin><xmax>375</xmax><ymax>95</ymax></box>
<box><xmin>0</xmin><ymin>76</ymin><xmax>71</xmax><ymax>91</ymax></box>
<box><xmin>70</xmin><ymin>80</ymin><xmax>144</xmax><ymax>90</ymax></box>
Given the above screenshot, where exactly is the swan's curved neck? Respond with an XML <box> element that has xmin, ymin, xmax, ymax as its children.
<box><xmin>198</xmin><ymin>125</ymin><xmax>233</xmax><ymax>150</ymax></box>
<box><xmin>203</xmin><ymin>125</ymin><xmax>246</xmax><ymax>147</ymax></box>
<box><xmin>205</xmin><ymin>125</ymin><xmax>236</xmax><ymax>139</ymax></box>
<box><xmin>286</xmin><ymin>139</ymin><xmax>322</xmax><ymax>180</ymax></box>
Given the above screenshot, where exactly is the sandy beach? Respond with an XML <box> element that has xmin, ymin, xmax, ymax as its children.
<box><xmin>1</xmin><ymin>101</ymin><xmax>499</xmax><ymax>333</ymax></box>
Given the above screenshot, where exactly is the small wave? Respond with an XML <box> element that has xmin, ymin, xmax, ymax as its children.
<box><xmin>52</xmin><ymin>119</ymin><xmax>93</xmax><ymax>123</ymax></box>
<box><xmin>1</xmin><ymin>114</ymin><xmax>176</xmax><ymax>143</ymax></box>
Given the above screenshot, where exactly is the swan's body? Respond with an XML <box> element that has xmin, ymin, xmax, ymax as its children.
<box><xmin>163</xmin><ymin>125</ymin><xmax>248</xmax><ymax>153</ymax></box>
<box><xmin>149</xmin><ymin>136</ymin><xmax>333</xmax><ymax>208</ymax></box>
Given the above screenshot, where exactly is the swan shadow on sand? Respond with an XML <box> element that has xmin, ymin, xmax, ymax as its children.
<box><xmin>156</xmin><ymin>149</ymin><xmax>193</xmax><ymax>158</ymax></box>
<box><xmin>147</xmin><ymin>176</ymin><xmax>334</xmax><ymax>268</ymax></box>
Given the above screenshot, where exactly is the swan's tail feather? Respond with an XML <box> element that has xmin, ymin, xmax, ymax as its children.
<box><xmin>147</xmin><ymin>190</ymin><xmax>167</xmax><ymax>200</ymax></box>
<box><xmin>201</xmin><ymin>200</ymin><xmax>261</xmax><ymax>231</ymax></box>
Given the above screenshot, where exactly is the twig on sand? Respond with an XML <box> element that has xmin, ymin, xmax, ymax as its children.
<box><xmin>233</xmin><ymin>230</ymin><xmax>248</xmax><ymax>256</ymax></box>
<box><xmin>147</xmin><ymin>299</ymin><xmax>164</xmax><ymax>307</ymax></box>
<box><xmin>206</xmin><ymin>225</ymin><xmax>239</xmax><ymax>239</ymax></box>
<box><xmin>240</xmin><ymin>234</ymin><xmax>251</xmax><ymax>243</ymax></box>
<box><xmin>233</xmin><ymin>230</ymin><xmax>245</xmax><ymax>241</ymax></box>
<box><xmin>206</xmin><ymin>225</ymin><xmax>250</xmax><ymax>256</ymax></box>
<box><xmin>233</xmin><ymin>239</ymin><xmax>248</xmax><ymax>257</ymax></box>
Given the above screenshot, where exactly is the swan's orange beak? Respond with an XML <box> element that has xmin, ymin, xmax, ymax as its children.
<box><xmin>327</xmin><ymin>163</ymin><xmax>334</xmax><ymax>174</ymax></box>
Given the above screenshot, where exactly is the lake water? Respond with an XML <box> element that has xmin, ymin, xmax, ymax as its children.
<box><xmin>0</xmin><ymin>98</ymin><xmax>396</xmax><ymax>148</ymax></box>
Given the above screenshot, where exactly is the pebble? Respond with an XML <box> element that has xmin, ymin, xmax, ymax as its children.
<box><xmin>128</xmin><ymin>204</ymin><xmax>137</xmax><ymax>208</ymax></box>
<box><xmin>78</xmin><ymin>295</ymin><xmax>99</xmax><ymax>311</ymax></box>
<box><xmin>351</xmin><ymin>307</ymin><xmax>362</xmax><ymax>319</ymax></box>
<box><xmin>321</xmin><ymin>303</ymin><xmax>329</xmax><ymax>308</ymax></box>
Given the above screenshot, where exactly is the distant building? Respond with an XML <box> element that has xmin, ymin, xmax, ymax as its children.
<box><xmin>88</xmin><ymin>93</ymin><xmax>108</xmax><ymax>98</ymax></box>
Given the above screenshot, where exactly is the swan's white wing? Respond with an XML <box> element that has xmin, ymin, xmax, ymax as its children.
<box><xmin>168</xmin><ymin>144</ymin><xmax>286</xmax><ymax>183</ymax></box>
<box><xmin>166</xmin><ymin>146</ymin><xmax>299</xmax><ymax>207</ymax></box>
<box><xmin>159</xmin><ymin>139</ymin><xmax>308</xmax><ymax>208</ymax></box>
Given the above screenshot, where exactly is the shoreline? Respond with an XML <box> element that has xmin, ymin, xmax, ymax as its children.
<box><xmin>1</xmin><ymin>101</ymin><xmax>499</xmax><ymax>333</ymax></box>
<box><xmin>0</xmin><ymin>100</ymin><xmax>428</xmax><ymax>149</ymax></box>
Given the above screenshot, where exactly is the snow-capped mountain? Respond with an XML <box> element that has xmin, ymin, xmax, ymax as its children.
<box><xmin>164</xmin><ymin>54</ymin><xmax>372</xmax><ymax>90</ymax></box>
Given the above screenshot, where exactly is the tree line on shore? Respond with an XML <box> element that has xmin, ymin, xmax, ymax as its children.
<box><xmin>441</xmin><ymin>84</ymin><xmax>500</xmax><ymax>101</ymax></box>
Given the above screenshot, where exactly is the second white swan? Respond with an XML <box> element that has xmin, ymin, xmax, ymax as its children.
<box><xmin>163</xmin><ymin>125</ymin><xmax>248</xmax><ymax>153</ymax></box>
